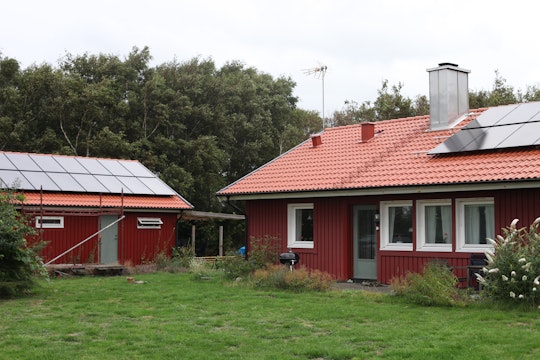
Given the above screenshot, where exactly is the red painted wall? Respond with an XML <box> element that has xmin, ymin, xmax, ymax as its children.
<box><xmin>120</xmin><ymin>212</ymin><xmax>178</xmax><ymax>265</ymax></box>
<box><xmin>33</xmin><ymin>216</ymin><xmax>99</xmax><ymax>264</ymax></box>
<box><xmin>29</xmin><ymin>212</ymin><xmax>178</xmax><ymax>266</ymax></box>
<box><xmin>246</xmin><ymin>197</ymin><xmax>351</xmax><ymax>280</ymax></box>
<box><xmin>245</xmin><ymin>188</ymin><xmax>540</xmax><ymax>283</ymax></box>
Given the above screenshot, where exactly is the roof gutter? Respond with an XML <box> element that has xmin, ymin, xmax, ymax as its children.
<box><xmin>218</xmin><ymin>180</ymin><xmax>540</xmax><ymax>201</ymax></box>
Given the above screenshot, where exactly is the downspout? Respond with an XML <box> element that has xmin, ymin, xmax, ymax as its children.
<box><xmin>226</xmin><ymin>196</ymin><xmax>248</xmax><ymax>258</ymax></box>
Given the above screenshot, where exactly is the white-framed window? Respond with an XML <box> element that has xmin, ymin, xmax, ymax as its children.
<box><xmin>35</xmin><ymin>216</ymin><xmax>64</xmax><ymax>229</ymax></box>
<box><xmin>137</xmin><ymin>217</ymin><xmax>163</xmax><ymax>229</ymax></box>
<box><xmin>456</xmin><ymin>198</ymin><xmax>495</xmax><ymax>252</ymax></box>
<box><xmin>416</xmin><ymin>199</ymin><xmax>452</xmax><ymax>252</ymax></box>
<box><xmin>380</xmin><ymin>201</ymin><xmax>413</xmax><ymax>251</ymax></box>
<box><xmin>287</xmin><ymin>203</ymin><xmax>314</xmax><ymax>249</ymax></box>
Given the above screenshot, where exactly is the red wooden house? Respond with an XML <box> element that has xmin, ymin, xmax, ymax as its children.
<box><xmin>218</xmin><ymin>63</ymin><xmax>540</xmax><ymax>284</ymax></box>
<box><xmin>0</xmin><ymin>151</ymin><xmax>193</xmax><ymax>267</ymax></box>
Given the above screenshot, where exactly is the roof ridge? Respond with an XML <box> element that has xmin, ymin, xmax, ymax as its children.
<box><xmin>325</xmin><ymin>115</ymin><xmax>431</xmax><ymax>132</ymax></box>
<box><xmin>0</xmin><ymin>150</ymin><xmax>139</xmax><ymax>163</ymax></box>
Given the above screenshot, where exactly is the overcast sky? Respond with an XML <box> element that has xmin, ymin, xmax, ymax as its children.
<box><xmin>2</xmin><ymin>0</ymin><xmax>539</xmax><ymax>117</ymax></box>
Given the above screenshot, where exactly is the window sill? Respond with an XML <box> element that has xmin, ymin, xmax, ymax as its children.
<box><xmin>380</xmin><ymin>244</ymin><xmax>413</xmax><ymax>251</ymax></box>
<box><xmin>287</xmin><ymin>242</ymin><xmax>314</xmax><ymax>249</ymax></box>
<box><xmin>456</xmin><ymin>245</ymin><xmax>493</xmax><ymax>253</ymax></box>
<box><xmin>417</xmin><ymin>245</ymin><xmax>452</xmax><ymax>252</ymax></box>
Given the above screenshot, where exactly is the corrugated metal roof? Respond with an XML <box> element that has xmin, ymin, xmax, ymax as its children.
<box><xmin>218</xmin><ymin>107</ymin><xmax>540</xmax><ymax>196</ymax></box>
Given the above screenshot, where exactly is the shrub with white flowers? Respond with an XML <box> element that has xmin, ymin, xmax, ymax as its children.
<box><xmin>476</xmin><ymin>218</ymin><xmax>540</xmax><ymax>307</ymax></box>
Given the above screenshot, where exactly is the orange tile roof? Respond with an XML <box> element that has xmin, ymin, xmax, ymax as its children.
<box><xmin>20</xmin><ymin>192</ymin><xmax>192</xmax><ymax>210</ymax></box>
<box><xmin>218</xmin><ymin>108</ymin><xmax>540</xmax><ymax>196</ymax></box>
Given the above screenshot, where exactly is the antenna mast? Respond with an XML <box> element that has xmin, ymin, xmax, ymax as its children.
<box><xmin>303</xmin><ymin>64</ymin><xmax>327</xmax><ymax>128</ymax></box>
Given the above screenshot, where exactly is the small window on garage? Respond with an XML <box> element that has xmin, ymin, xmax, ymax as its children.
<box><xmin>35</xmin><ymin>216</ymin><xmax>64</xmax><ymax>229</ymax></box>
<box><xmin>137</xmin><ymin>217</ymin><xmax>163</xmax><ymax>229</ymax></box>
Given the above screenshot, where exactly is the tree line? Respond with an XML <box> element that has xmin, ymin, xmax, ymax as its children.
<box><xmin>0</xmin><ymin>47</ymin><xmax>321</xmax><ymax>212</ymax></box>
<box><xmin>2</xmin><ymin>47</ymin><xmax>539</xmax><ymax>214</ymax></box>
<box><xmin>330</xmin><ymin>72</ymin><xmax>540</xmax><ymax>127</ymax></box>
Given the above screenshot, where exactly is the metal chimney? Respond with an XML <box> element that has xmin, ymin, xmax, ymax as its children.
<box><xmin>427</xmin><ymin>63</ymin><xmax>470</xmax><ymax>130</ymax></box>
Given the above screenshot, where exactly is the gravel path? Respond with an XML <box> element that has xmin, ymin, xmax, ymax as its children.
<box><xmin>332</xmin><ymin>281</ymin><xmax>393</xmax><ymax>294</ymax></box>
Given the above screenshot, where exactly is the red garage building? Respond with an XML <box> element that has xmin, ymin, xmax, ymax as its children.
<box><xmin>1</xmin><ymin>151</ymin><xmax>193</xmax><ymax>269</ymax></box>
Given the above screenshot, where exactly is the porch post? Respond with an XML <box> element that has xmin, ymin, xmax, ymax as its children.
<box><xmin>191</xmin><ymin>224</ymin><xmax>196</xmax><ymax>255</ymax></box>
<box><xmin>219</xmin><ymin>225</ymin><xmax>224</xmax><ymax>256</ymax></box>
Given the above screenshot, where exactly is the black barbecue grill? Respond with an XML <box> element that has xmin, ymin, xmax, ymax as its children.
<box><xmin>279</xmin><ymin>250</ymin><xmax>299</xmax><ymax>271</ymax></box>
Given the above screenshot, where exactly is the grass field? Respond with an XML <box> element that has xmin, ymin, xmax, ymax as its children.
<box><xmin>1</xmin><ymin>272</ymin><xmax>539</xmax><ymax>359</ymax></box>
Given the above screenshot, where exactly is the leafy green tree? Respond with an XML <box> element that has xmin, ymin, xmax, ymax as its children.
<box><xmin>278</xmin><ymin>109</ymin><xmax>322</xmax><ymax>154</ymax></box>
<box><xmin>330</xmin><ymin>80</ymin><xmax>426</xmax><ymax>126</ymax></box>
<box><xmin>487</xmin><ymin>70</ymin><xmax>517</xmax><ymax>106</ymax></box>
<box><xmin>468</xmin><ymin>89</ymin><xmax>490</xmax><ymax>109</ymax></box>
<box><xmin>520</xmin><ymin>85</ymin><xmax>540</xmax><ymax>102</ymax></box>
<box><xmin>412</xmin><ymin>94</ymin><xmax>430</xmax><ymax>116</ymax></box>
<box><xmin>0</xmin><ymin>190</ymin><xmax>46</xmax><ymax>298</ymax></box>
<box><xmin>373</xmin><ymin>80</ymin><xmax>414</xmax><ymax>120</ymax></box>
<box><xmin>469</xmin><ymin>70</ymin><xmax>521</xmax><ymax>108</ymax></box>
<box><xmin>0</xmin><ymin>50</ymin><xmax>325</xmax><ymax>220</ymax></box>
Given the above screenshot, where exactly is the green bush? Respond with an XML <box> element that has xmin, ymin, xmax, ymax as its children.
<box><xmin>0</xmin><ymin>190</ymin><xmax>47</xmax><ymax>298</ymax></box>
<box><xmin>477</xmin><ymin>218</ymin><xmax>540</xmax><ymax>308</ymax></box>
<box><xmin>215</xmin><ymin>235</ymin><xmax>280</xmax><ymax>280</ymax></box>
<box><xmin>390</xmin><ymin>262</ymin><xmax>464</xmax><ymax>306</ymax></box>
<box><xmin>246</xmin><ymin>235</ymin><xmax>280</xmax><ymax>270</ymax></box>
<box><xmin>214</xmin><ymin>254</ymin><xmax>253</xmax><ymax>280</ymax></box>
<box><xmin>251</xmin><ymin>265</ymin><xmax>334</xmax><ymax>292</ymax></box>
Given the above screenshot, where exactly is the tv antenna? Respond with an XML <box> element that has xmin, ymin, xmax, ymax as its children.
<box><xmin>303</xmin><ymin>64</ymin><xmax>328</xmax><ymax>128</ymax></box>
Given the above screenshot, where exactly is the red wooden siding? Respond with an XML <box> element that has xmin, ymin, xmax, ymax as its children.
<box><xmin>495</xmin><ymin>188</ymin><xmax>540</xmax><ymax>229</ymax></box>
<box><xmin>33</xmin><ymin>216</ymin><xmax>99</xmax><ymax>264</ymax></box>
<box><xmin>120</xmin><ymin>212</ymin><xmax>178</xmax><ymax>265</ymax></box>
<box><xmin>378</xmin><ymin>253</ymin><xmax>471</xmax><ymax>284</ymax></box>
<box><xmin>245</xmin><ymin>188</ymin><xmax>540</xmax><ymax>283</ymax></box>
<box><xmin>29</xmin><ymin>212</ymin><xmax>178</xmax><ymax>266</ymax></box>
<box><xmin>246</xmin><ymin>198</ymin><xmax>350</xmax><ymax>280</ymax></box>
<box><xmin>314</xmin><ymin>198</ymin><xmax>349</xmax><ymax>279</ymax></box>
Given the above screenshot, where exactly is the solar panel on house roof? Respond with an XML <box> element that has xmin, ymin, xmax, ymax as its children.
<box><xmin>98</xmin><ymin>159</ymin><xmax>132</xmax><ymax>176</ymax></box>
<box><xmin>94</xmin><ymin>175</ymin><xmax>132</xmax><ymax>194</ymax></box>
<box><xmin>47</xmin><ymin>172</ymin><xmax>86</xmax><ymax>192</ymax></box>
<box><xmin>71</xmin><ymin>173</ymin><xmax>109</xmax><ymax>193</ymax></box>
<box><xmin>55</xmin><ymin>156</ymin><xmax>89</xmax><ymax>173</ymax></box>
<box><xmin>29</xmin><ymin>154</ymin><xmax>65</xmax><ymax>172</ymax></box>
<box><xmin>77</xmin><ymin>157</ymin><xmax>111</xmax><ymax>175</ymax></box>
<box><xmin>0</xmin><ymin>169</ymin><xmax>33</xmax><ymax>189</ymax></box>
<box><xmin>119</xmin><ymin>161</ymin><xmax>155</xmax><ymax>177</ymax></box>
<box><xmin>0</xmin><ymin>153</ymin><xmax>17</xmax><ymax>170</ymax></box>
<box><xmin>138</xmin><ymin>177</ymin><xmax>177</xmax><ymax>195</ymax></box>
<box><xmin>0</xmin><ymin>152</ymin><xmax>178</xmax><ymax>196</ymax></box>
<box><xmin>22</xmin><ymin>170</ymin><xmax>61</xmax><ymax>191</ymax></box>
<box><xmin>116</xmin><ymin>176</ymin><xmax>153</xmax><ymax>194</ymax></box>
<box><xmin>8</xmin><ymin>153</ymin><xmax>41</xmax><ymax>171</ymax></box>
<box><xmin>429</xmin><ymin>102</ymin><xmax>540</xmax><ymax>154</ymax></box>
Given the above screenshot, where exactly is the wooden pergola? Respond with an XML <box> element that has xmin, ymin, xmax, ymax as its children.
<box><xmin>180</xmin><ymin>210</ymin><xmax>245</xmax><ymax>257</ymax></box>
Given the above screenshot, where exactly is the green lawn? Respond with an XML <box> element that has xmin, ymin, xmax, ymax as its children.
<box><xmin>1</xmin><ymin>272</ymin><xmax>539</xmax><ymax>359</ymax></box>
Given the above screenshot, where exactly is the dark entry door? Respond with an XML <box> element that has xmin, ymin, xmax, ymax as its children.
<box><xmin>353</xmin><ymin>205</ymin><xmax>377</xmax><ymax>280</ymax></box>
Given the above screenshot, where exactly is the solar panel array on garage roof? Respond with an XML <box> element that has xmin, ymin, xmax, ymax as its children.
<box><xmin>0</xmin><ymin>152</ymin><xmax>177</xmax><ymax>196</ymax></box>
<box><xmin>429</xmin><ymin>102</ymin><xmax>540</xmax><ymax>155</ymax></box>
